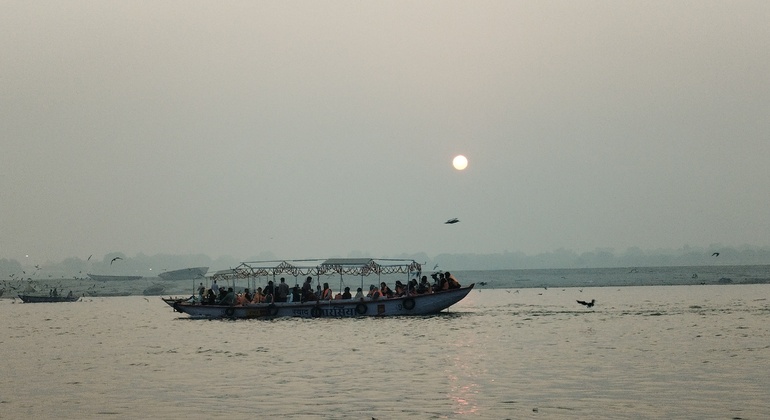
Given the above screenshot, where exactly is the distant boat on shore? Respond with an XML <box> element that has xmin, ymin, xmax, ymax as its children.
<box><xmin>87</xmin><ymin>274</ymin><xmax>143</xmax><ymax>282</ymax></box>
<box><xmin>157</xmin><ymin>267</ymin><xmax>209</xmax><ymax>281</ymax></box>
<box><xmin>143</xmin><ymin>284</ymin><xmax>165</xmax><ymax>296</ymax></box>
<box><xmin>18</xmin><ymin>294</ymin><xmax>79</xmax><ymax>303</ymax></box>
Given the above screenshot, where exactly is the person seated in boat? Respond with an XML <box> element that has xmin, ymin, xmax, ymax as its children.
<box><xmin>341</xmin><ymin>286</ymin><xmax>352</xmax><ymax>300</ymax></box>
<box><xmin>217</xmin><ymin>287</ymin><xmax>228</xmax><ymax>301</ymax></box>
<box><xmin>263</xmin><ymin>287</ymin><xmax>274</xmax><ymax>304</ymax></box>
<box><xmin>219</xmin><ymin>287</ymin><xmax>236</xmax><ymax>305</ymax></box>
<box><xmin>437</xmin><ymin>273</ymin><xmax>449</xmax><ymax>291</ymax></box>
<box><xmin>197</xmin><ymin>283</ymin><xmax>206</xmax><ymax>300</ymax></box>
<box><xmin>380</xmin><ymin>282</ymin><xmax>394</xmax><ymax>298</ymax></box>
<box><xmin>265</xmin><ymin>280</ymin><xmax>276</xmax><ymax>298</ymax></box>
<box><xmin>405</xmin><ymin>279</ymin><xmax>417</xmax><ymax>295</ymax></box>
<box><xmin>445</xmin><ymin>272</ymin><xmax>461</xmax><ymax>289</ymax></box>
<box><xmin>205</xmin><ymin>289</ymin><xmax>217</xmax><ymax>304</ymax></box>
<box><xmin>291</xmin><ymin>285</ymin><xmax>302</xmax><ymax>303</ymax></box>
<box><xmin>367</xmin><ymin>285</ymin><xmax>381</xmax><ymax>300</ymax></box>
<box><xmin>252</xmin><ymin>287</ymin><xmax>264</xmax><ymax>303</ymax></box>
<box><xmin>321</xmin><ymin>283</ymin><xmax>333</xmax><ymax>300</ymax></box>
<box><xmin>394</xmin><ymin>281</ymin><xmax>406</xmax><ymax>297</ymax></box>
<box><xmin>243</xmin><ymin>288</ymin><xmax>253</xmax><ymax>302</ymax></box>
<box><xmin>417</xmin><ymin>276</ymin><xmax>432</xmax><ymax>294</ymax></box>
<box><xmin>354</xmin><ymin>287</ymin><xmax>364</xmax><ymax>300</ymax></box>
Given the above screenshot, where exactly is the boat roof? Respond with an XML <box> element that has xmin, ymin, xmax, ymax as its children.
<box><xmin>212</xmin><ymin>258</ymin><xmax>421</xmax><ymax>279</ymax></box>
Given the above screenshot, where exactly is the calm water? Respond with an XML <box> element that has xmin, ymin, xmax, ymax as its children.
<box><xmin>2</xmin><ymin>271</ymin><xmax>770</xmax><ymax>419</ymax></box>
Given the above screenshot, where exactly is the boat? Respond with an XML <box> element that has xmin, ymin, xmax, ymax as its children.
<box><xmin>142</xmin><ymin>284</ymin><xmax>165</xmax><ymax>296</ymax></box>
<box><xmin>164</xmin><ymin>258</ymin><xmax>474</xmax><ymax>319</ymax></box>
<box><xmin>18</xmin><ymin>294</ymin><xmax>79</xmax><ymax>303</ymax></box>
<box><xmin>87</xmin><ymin>274</ymin><xmax>143</xmax><ymax>281</ymax></box>
<box><xmin>158</xmin><ymin>267</ymin><xmax>209</xmax><ymax>281</ymax></box>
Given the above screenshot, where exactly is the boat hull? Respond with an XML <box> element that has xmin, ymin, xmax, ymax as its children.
<box><xmin>158</xmin><ymin>267</ymin><xmax>209</xmax><ymax>280</ymax></box>
<box><xmin>165</xmin><ymin>284</ymin><xmax>474</xmax><ymax>319</ymax></box>
<box><xmin>18</xmin><ymin>295</ymin><xmax>79</xmax><ymax>303</ymax></box>
<box><xmin>87</xmin><ymin>274</ymin><xmax>143</xmax><ymax>281</ymax></box>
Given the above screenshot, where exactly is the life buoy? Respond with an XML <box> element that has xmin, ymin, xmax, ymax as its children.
<box><xmin>402</xmin><ymin>298</ymin><xmax>416</xmax><ymax>310</ymax></box>
<box><xmin>224</xmin><ymin>307</ymin><xmax>235</xmax><ymax>317</ymax></box>
<box><xmin>310</xmin><ymin>306</ymin><xmax>323</xmax><ymax>317</ymax></box>
<box><xmin>267</xmin><ymin>304</ymin><xmax>278</xmax><ymax>316</ymax></box>
<box><xmin>355</xmin><ymin>303</ymin><xmax>368</xmax><ymax>315</ymax></box>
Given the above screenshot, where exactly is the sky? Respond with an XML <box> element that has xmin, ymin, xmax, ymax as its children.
<box><xmin>2</xmin><ymin>1</ymin><xmax>769</xmax><ymax>265</ymax></box>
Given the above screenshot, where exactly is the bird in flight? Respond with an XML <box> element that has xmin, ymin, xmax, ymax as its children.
<box><xmin>87</xmin><ymin>254</ymin><xmax>92</xmax><ymax>261</ymax></box>
<box><xmin>110</xmin><ymin>257</ymin><xmax>123</xmax><ymax>265</ymax></box>
<box><xmin>445</xmin><ymin>218</ymin><xmax>459</xmax><ymax>224</ymax></box>
<box><xmin>577</xmin><ymin>299</ymin><xmax>596</xmax><ymax>308</ymax></box>
<box><xmin>712</xmin><ymin>252</ymin><xmax>719</xmax><ymax>257</ymax></box>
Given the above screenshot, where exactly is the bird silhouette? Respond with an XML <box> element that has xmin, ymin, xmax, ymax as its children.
<box><xmin>87</xmin><ymin>254</ymin><xmax>92</xmax><ymax>261</ymax></box>
<box><xmin>712</xmin><ymin>252</ymin><xmax>719</xmax><ymax>257</ymax></box>
<box><xmin>577</xmin><ymin>299</ymin><xmax>595</xmax><ymax>307</ymax></box>
<box><xmin>445</xmin><ymin>218</ymin><xmax>459</xmax><ymax>224</ymax></box>
<box><xmin>110</xmin><ymin>257</ymin><xmax>123</xmax><ymax>265</ymax></box>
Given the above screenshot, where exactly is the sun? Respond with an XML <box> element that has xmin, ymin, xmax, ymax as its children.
<box><xmin>452</xmin><ymin>155</ymin><xmax>468</xmax><ymax>170</ymax></box>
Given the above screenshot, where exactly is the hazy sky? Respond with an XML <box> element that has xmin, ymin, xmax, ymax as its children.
<box><xmin>2</xmin><ymin>1</ymin><xmax>769</xmax><ymax>264</ymax></box>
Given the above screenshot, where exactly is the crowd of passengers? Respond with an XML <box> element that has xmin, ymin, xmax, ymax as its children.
<box><xmin>196</xmin><ymin>272</ymin><xmax>462</xmax><ymax>306</ymax></box>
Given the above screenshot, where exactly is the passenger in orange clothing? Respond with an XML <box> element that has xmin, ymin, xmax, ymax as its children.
<box><xmin>321</xmin><ymin>282</ymin><xmax>333</xmax><ymax>300</ymax></box>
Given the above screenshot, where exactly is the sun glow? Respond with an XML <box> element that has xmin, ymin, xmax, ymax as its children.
<box><xmin>452</xmin><ymin>155</ymin><xmax>468</xmax><ymax>170</ymax></box>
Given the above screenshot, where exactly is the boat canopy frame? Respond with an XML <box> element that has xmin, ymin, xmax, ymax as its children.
<box><xmin>209</xmin><ymin>258</ymin><xmax>421</xmax><ymax>292</ymax></box>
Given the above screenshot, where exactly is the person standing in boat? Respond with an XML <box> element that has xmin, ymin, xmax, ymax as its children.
<box><xmin>197</xmin><ymin>283</ymin><xmax>206</xmax><ymax>301</ymax></box>
<box><xmin>301</xmin><ymin>277</ymin><xmax>315</xmax><ymax>302</ymax></box>
<box><xmin>211</xmin><ymin>280</ymin><xmax>219</xmax><ymax>295</ymax></box>
<box><xmin>276</xmin><ymin>278</ymin><xmax>290</xmax><ymax>302</ymax></box>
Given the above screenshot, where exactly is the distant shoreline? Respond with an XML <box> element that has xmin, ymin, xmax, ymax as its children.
<box><xmin>2</xmin><ymin>265</ymin><xmax>770</xmax><ymax>298</ymax></box>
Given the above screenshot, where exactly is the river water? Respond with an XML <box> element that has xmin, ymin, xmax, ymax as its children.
<box><xmin>2</xmin><ymin>281</ymin><xmax>769</xmax><ymax>419</ymax></box>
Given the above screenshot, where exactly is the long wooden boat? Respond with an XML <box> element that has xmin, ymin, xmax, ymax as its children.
<box><xmin>158</xmin><ymin>266</ymin><xmax>209</xmax><ymax>280</ymax></box>
<box><xmin>87</xmin><ymin>273</ymin><xmax>143</xmax><ymax>281</ymax></box>
<box><xmin>18</xmin><ymin>294</ymin><xmax>80</xmax><ymax>303</ymax></box>
<box><xmin>163</xmin><ymin>258</ymin><xmax>474</xmax><ymax>319</ymax></box>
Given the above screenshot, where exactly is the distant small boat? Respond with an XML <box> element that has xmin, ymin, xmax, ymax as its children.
<box><xmin>143</xmin><ymin>285</ymin><xmax>165</xmax><ymax>296</ymax></box>
<box><xmin>18</xmin><ymin>294</ymin><xmax>79</xmax><ymax>303</ymax></box>
<box><xmin>158</xmin><ymin>267</ymin><xmax>208</xmax><ymax>281</ymax></box>
<box><xmin>87</xmin><ymin>274</ymin><xmax>143</xmax><ymax>281</ymax></box>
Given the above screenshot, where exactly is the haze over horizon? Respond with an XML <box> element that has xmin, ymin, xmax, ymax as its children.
<box><xmin>2</xmin><ymin>2</ymin><xmax>769</xmax><ymax>265</ymax></box>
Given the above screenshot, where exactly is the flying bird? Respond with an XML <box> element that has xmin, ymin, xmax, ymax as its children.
<box><xmin>110</xmin><ymin>257</ymin><xmax>123</xmax><ymax>265</ymax></box>
<box><xmin>712</xmin><ymin>252</ymin><xmax>719</xmax><ymax>257</ymax></box>
<box><xmin>445</xmin><ymin>218</ymin><xmax>459</xmax><ymax>224</ymax></box>
<box><xmin>87</xmin><ymin>255</ymin><xmax>92</xmax><ymax>261</ymax></box>
<box><xmin>577</xmin><ymin>299</ymin><xmax>596</xmax><ymax>308</ymax></box>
